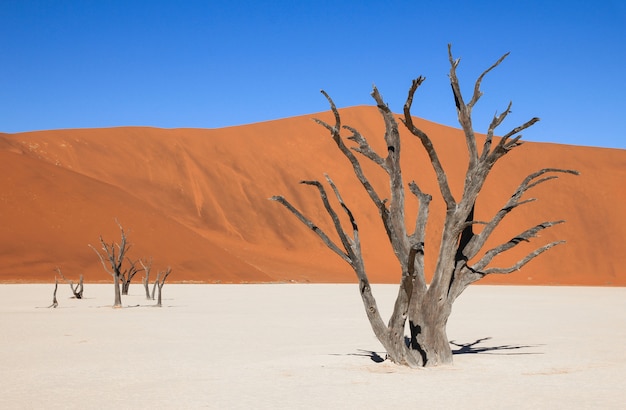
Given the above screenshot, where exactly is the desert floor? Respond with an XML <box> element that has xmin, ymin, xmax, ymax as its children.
<box><xmin>1</xmin><ymin>284</ymin><xmax>625</xmax><ymax>409</ymax></box>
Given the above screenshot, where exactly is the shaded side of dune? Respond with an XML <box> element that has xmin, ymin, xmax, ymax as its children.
<box><xmin>1</xmin><ymin>107</ymin><xmax>624</xmax><ymax>285</ymax></box>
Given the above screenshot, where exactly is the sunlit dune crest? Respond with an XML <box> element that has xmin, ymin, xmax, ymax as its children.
<box><xmin>1</xmin><ymin>106</ymin><xmax>624</xmax><ymax>285</ymax></box>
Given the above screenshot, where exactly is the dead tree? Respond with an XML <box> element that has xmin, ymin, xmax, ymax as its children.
<box><xmin>272</xmin><ymin>45</ymin><xmax>578</xmax><ymax>367</ymax></box>
<box><xmin>54</xmin><ymin>267</ymin><xmax>84</xmax><ymax>299</ymax></box>
<box><xmin>48</xmin><ymin>278</ymin><xmax>59</xmax><ymax>308</ymax></box>
<box><xmin>89</xmin><ymin>221</ymin><xmax>131</xmax><ymax>308</ymax></box>
<box><xmin>140</xmin><ymin>257</ymin><xmax>153</xmax><ymax>300</ymax></box>
<box><xmin>120</xmin><ymin>258</ymin><xmax>143</xmax><ymax>296</ymax></box>
<box><xmin>155</xmin><ymin>267</ymin><xmax>172</xmax><ymax>307</ymax></box>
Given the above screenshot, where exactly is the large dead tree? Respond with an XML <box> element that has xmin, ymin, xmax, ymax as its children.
<box><xmin>89</xmin><ymin>221</ymin><xmax>131</xmax><ymax>308</ymax></box>
<box><xmin>272</xmin><ymin>45</ymin><xmax>578</xmax><ymax>367</ymax></box>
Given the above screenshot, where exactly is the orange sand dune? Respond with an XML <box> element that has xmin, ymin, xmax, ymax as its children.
<box><xmin>1</xmin><ymin>107</ymin><xmax>624</xmax><ymax>285</ymax></box>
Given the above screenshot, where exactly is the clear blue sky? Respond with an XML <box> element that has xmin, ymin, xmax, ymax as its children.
<box><xmin>1</xmin><ymin>0</ymin><xmax>625</xmax><ymax>148</ymax></box>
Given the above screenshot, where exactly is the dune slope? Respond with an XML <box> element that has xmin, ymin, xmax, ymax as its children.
<box><xmin>1</xmin><ymin>107</ymin><xmax>624</xmax><ymax>285</ymax></box>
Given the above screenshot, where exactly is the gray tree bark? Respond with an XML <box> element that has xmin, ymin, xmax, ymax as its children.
<box><xmin>272</xmin><ymin>45</ymin><xmax>578</xmax><ymax>367</ymax></box>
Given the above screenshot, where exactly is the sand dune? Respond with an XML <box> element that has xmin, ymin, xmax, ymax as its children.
<box><xmin>1</xmin><ymin>107</ymin><xmax>624</xmax><ymax>285</ymax></box>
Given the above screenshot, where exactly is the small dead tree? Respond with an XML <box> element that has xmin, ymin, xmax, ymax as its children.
<box><xmin>54</xmin><ymin>267</ymin><xmax>84</xmax><ymax>299</ymax></box>
<box><xmin>89</xmin><ymin>221</ymin><xmax>131</xmax><ymax>308</ymax></box>
<box><xmin>151</xmin><ymin>271</ymin><xmax>159</xmax><ymax>300</ymax></box>
<box><xmin>120</xmin><ymin>258</ymin><xmax>143</xmax><ymax>296</ymax></box>
<box><xmin>272</xmin><ymin>45</ymin><xmax>578</xmax><ymax>367</ymax></box>
<box><xmin>155</xmin><ymin>267</ymin><xmax>172</xmax><ymax>307</ymax></box>
<box><xmin>140</xmin><ymin>257</ymin><xmax>153</xmax><ymax>300</ymax></box>
<box><xmin>48</xmin><ymin>278</ymin><xmax>59</xmax><ymax>308</ymax></box>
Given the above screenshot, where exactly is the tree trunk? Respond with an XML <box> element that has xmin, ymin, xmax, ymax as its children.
<box><xmin>73</xmin><ymin>274</ymin><xmax>84</xmax><ymax>299</ymax></box>
<box><xmin>380</xmin><ymin>332</ymin><xmax>422</xmax><ymax>367</ymax></box>
<box><xmin>113</xmin><ymin>273</ymin><xmax>122</xmax><ymax>307</ymax></box>
<box><xmin>156</xmin><ymin>284</ymin><xmax>163</xmax><ymax>307</ymax></box>
<box><xmin>409</xmin><ymin>293</ymin><xmax>453</xmax><ymax>366</ymax></box>
<box><xmin>151</xmin><ymin>273</ymin><xmax>160</xmax><ymax>300</ymax></box>
<box><xmin>142</xmin><ymin>276</ymin><xmax>151</xmax><ymax>299</ymax></box>
<box><xmin>121</xmin><ymin>280</ymin><xmax>130</xmax><ymax>296</ymax></box>
<box><xmin>49</xmin><ymin>279</ymin><xmax>59</xmax><ymax>308</ymax></box>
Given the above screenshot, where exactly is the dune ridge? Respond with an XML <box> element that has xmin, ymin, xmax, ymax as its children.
<box><xmin>1</xmin><ymin>107</ymin><xmax>624</xmax><ymax>285</ymax></box>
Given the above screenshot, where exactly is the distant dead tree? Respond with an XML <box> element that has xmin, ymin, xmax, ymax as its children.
<box><xmin>120</xmin><ymin>258</ymin><xmax>143</xmax><ymax>296</ymax></box>
<box><xmin>155</xmin><ymin>267</ymin><xmax>172</xmax><ymax>307</ymax></box>
<box><xmin>89</xmin><ymin>221</ymin><xmax>131</xmax><ymax>308</ymax></box>
<box><xmin>140</xmin><ymin>257</ymin><xmax>153</xmax><ymax>300</ymax></box>
<box><xmin>54</xmin><ymin>267</ymin><xmax>84</xmax><ymax>299</ymax></box>
<box><xmin>272</xmin><ymin>45</ymin><xmax>578</xmax><ymax>367</ymax></box>
<box><xmin>150</xmin><ymin>268</ymin><xmax>161</xmax><ymax>300</ymax></box>
<box><xmin>48</xmin><ymin>278</ymin><xmax>59</xmax><ymax>308</ymax></box>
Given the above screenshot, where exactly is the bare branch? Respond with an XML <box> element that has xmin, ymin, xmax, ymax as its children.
<box><xmin>472</xmin><ymin>220</ymin><xmax>565</xmax><ymax>272</ymax></box>
<box><xmin>449</xmin><ymin>45</ymin><xmax>509</xmax><ymax>172</ymax></box>
<box><xmin>468</xmin><ymin>52</ymin><xmax>510</xmax><ymax>110</ymax></box>
<box><xmin>314</xmin><ymin>90</ymin><xmax>407</xmax><ymax>255</ymax></box>
<box><xmin>324</xmin><ymin>175</ymin><xmax>367</xmax><ymax>272</ymax></box>
<box><xmin>447</xmin><ymin>44</ymin><xmax>466</xmax><ymax>111</ymax></box>
<box><xmin>313</xmin><ymin>92</ymin><xmax>386</xmax><ymax>211</ymax></box>
<box><xmin>324</xmin><ymin>175</ymin><xmax>357</xmax><ymax>233</ymax></box>
<box><xmin>121</xmin><ymin>258</ymin><xmax>143</xmax><ymax>295</ymax></box>
<box><xmin>371</xmin><ymin>86</ymin><xmax>411</xmax><ymax>258</ymax></box>
<box><xmin>482</xmin><ymin>101</ymin><xmax>512</xmax><ymax>160</ymax></box>
<box><xmin>370</xmin><ymin>86</ymin><xmax>401</xmax><ymax>163</ymax></box>
<box><xmin>160</xmin><ymin>267</ymin><xmax>172</xmax><ymax>284</ymax></box>
<box><xmin>54</xmin><ymin>267</ymin><xmax>84</xmax><ymax>299</ymax></box>
<box><xmin>89</xmin><ymin>242</ymin><xmax>114</xmax><ymax>276</ymax></box>
<box><xmin>489</xmin><ymin>117</ymin><xmax>540</xmax><ymax>162</ymax></box>
<box><xmin>54</xmin><ymin>266</ymin><xmax>67</xmax><ymax>282</ymax></box>
<box><xmin>139</xmin><ymin>257</ymin><xmax>153</xmax><ymax>270</ymax></box>
<box><xmin>407</xmin><ymin>181</ymin><xmax>431</xmax><ymax>290</ymax></box>
<box><xmin>463</xmin><ymin>168</ymin><xmax>578</xmax><ymax>260</ymax></box>
<box><xmin>478</xmin><ymin>241</ymin><xmax>564</xmax><ymax>276</ymax></box>
<box><xmin>269</xmin><ymin>194</ymin><xmax>350</xmax><ymax>264</ymax></box>
<box><xmin>408</xmin><ymin>181</ymin><xmax>432</xmax><ymax>244</ymax></box>
<box><xmin>300</xmin><ymin>179</ymin><xmax>361</xmax><ymax>267</ymax></box>
<box><xmin>320</xmin><ymin>90</ymin><xmax>341</xmax><ymax>131</ymax></box>
<box><xmin>344</xmin><ymin>125</ymin><xmax>385</xmax><ymax>167</ymax></box>
<box><xmin>447</xmin><ymin>45</ymin><xmax>477</xmax><ymax>165</ymax></box>
<box><xmin>402</xmin><ymin>77</ymin><xmax>456</xmax><ymax>209</ymax></box>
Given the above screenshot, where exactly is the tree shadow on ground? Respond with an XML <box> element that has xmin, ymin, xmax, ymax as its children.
<box><xmin>450</xmin><ymin>337</ymin><xmax>543</xmax><ymax>355</ymax></box>
<box><xmin>338</xmin><ymin>349</ymin><xmax>386</xmax><ymax>363</ymax></box>
<box><xmin>338</xmin><ymin>337</ymin><xmax>542</xmax><ymax>364</ymax></box>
